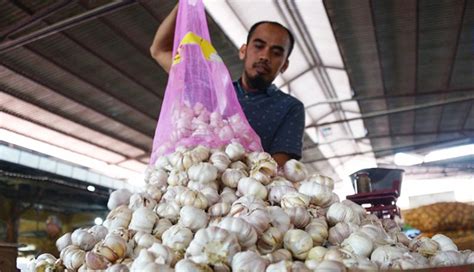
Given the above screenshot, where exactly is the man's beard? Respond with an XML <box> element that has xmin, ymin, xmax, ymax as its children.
<box><xmin>245</xmin><ymin>70</ymin><xmax>272</xmax><ymax>90</ymax></box>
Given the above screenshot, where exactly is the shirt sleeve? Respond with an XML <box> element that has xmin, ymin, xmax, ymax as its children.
<box><xmin>268</xmin><ymin>100</ymin><xmax>305</xmax><ymax>160</ymax></box>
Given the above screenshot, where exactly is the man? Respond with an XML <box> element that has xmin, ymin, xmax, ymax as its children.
<box><xmin>150</xmin><ymin>5</ymin><xmax>305</xmax><ymax>167</ymax></box>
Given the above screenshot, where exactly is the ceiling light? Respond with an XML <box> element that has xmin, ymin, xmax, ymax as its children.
<box><xmin>394</xmin><ymin>152</ymin><xmax>424</xmax><ymax>166</ymax></box>
<box><xmin>94</xmin><ymin>217</ymin><xmax>103</xmax><ymax>225</ymax></box>
<box><xmin>87</xmin><ymin>185</ymin><xmax>96</xmax><ymax>192</ymax></box>
<box><xmin>424</xmin><ymin>144</ymin><xmax>474</xmax><ymax>163</ymax></box>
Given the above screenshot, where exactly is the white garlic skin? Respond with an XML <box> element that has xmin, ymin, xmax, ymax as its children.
<box><xmin>186</xmin><ymin>226</ymin><xmax>241</xmax><ymax>266</ymax></box>
<box><xmin>283</xmin><ymin>159</ymin><xmax>308</xmax><ymax>182</ymax></box>
<box><xmin>108</xmin><ymin>188</ymin><xmax>132</xmax><ymax>210</ymax></box>
<box><xmin>218</xmin><ymin>217</ymin><xmax>258</xmax><ymax>250</ymax></box>
<box><xmin>56</xmin><ymin>232</ymin><xmax>72</xmax><ymax>252</ymax></box>
<box><xmin>231</xmin><ymin>251</ymin><xmax>269</xmax><ymax>271</ymax></box>
<box><xmin>237</xmin><ymin>177</ymin><xmax>268</xmax><ymax>200</ymax></box>
<box><xmin>162</xmin><ymin>225</ymin><xmax>193</xmax><ymax>253</ymax></box>
<box><xmin>283</xmin><ymin>229</ymin><xmax>313</xmax><ymax>260</ymax></box>
<box><xmin>431</xmin><ymin>233</ymin><xmax>458</xmax><ymax>251</ymax></box>
<box><xmin>179</xmin><ymin>205</ymin><xmax>209</xmax><ymax>232</ymax></box>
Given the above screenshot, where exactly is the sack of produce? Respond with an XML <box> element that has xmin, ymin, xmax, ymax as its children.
<box><xmin>150</xmin><ymin>0</ymin><xmax>262</xmax><ymax>164</ymax></box>
<box><xmin>403</xmin><ymin>202</ymin><xmax>474</xmax><ymax>232</ymax></box>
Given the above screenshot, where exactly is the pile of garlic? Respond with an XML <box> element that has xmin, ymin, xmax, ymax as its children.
<box><xmin>29</xmin><ymin>143</ymin><xmax>474</xmax><ymax>271</ymax></box>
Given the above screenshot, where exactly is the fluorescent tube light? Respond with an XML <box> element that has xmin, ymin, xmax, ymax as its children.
<box><xmin>394</xmin><ymin>152</ymin><xmax>424</xmax><ymax>166</ymax></box>
<box><xmin>424</xmin><ymin>144</ymin><xmax>474</xmax><ymax>163</ymax></box>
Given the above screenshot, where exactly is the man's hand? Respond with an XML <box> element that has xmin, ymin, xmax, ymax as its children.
<box><xmin>150</xmin><ymin>4</ymin><xmax>179</xmax><ymax>73</ymax></box>
<box><xmin>272</xmin><ymin>152</ymin><xmax>292</xmax><ymax>167</ymax></box>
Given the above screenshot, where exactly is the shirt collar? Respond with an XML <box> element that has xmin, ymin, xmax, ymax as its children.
<box><xmin>236</xmin><ymin>78</ymin><xmax>278</xmax><ymax>97</ymax></box>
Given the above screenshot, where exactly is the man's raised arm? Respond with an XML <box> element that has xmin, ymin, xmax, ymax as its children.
<box><xmin>150</xmin><ymin>4</ymin><xmax>178</xmax><ymax>73</ymax></box>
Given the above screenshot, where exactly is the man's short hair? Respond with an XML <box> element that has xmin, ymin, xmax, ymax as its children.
<box><xmin>246</xmin><ymin>21</ymin><xmax>295</xmax><ymax>58</ymax></box>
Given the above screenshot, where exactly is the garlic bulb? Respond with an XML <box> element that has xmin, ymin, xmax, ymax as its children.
<box><xmin>176</xmin><ymin>188</ymin><xmax>209</xmax><ymax>209</ymax></box>
<box><xmin>130</xmin><ymin>249</ymin><xmax>156</xmax><ymax>272</ymax></box>
<box><xmin>409</xmin><ymin>237</ymin><xmax>439</xmax><ymax>257</ymax></box>
<box><xmin>257</xmin><ymin>227</ymin><xmax>284</xmax><ymax>254</ymax></box>
<box><xmin>307</xmin><ymin>246</ymin><xmax>328</xmax><ymax>262</ymax></box>
<box><xmin>129</xmin><ymin>207</ymin><xmax>158</xmax><ymax>233</ymax></box>
<box><xmin>220</xmin><ymin>187</ymin><xmax>238</xmax><ymax>204</ymax></box>
<box><xmin>283</xmin><ymin>229</ymin><xmax>313</xmax><ymax>260</ymax></box>
<box><xmin>71</xmin><ymin>228</ymin><xmax>98</xmax><ymax>251</ymax></box>
<box><xmin>381</xmin><ymin>217</ymin><xmax>401</xmax><ymax>233</ymax></box>
<box><xmin>179</xmin><ymin>205</ymin><xmax>209</xmax><ymax>232</ymax></box>
<box><xmin>390</xmin><ymin>252</ymin><xmax>429</xmax><ymax>270</ymax></box>
<box><xmin>298</xmin><ymin>181</ymin><xmax>333</xmax><ymax>207</ymax></box>
<box><xmin>148</xmin><ymin>243</ymin><xmax>177</xmax><ymax>266</ymax></box>
<box><xmin>152</xmin><ymin>218</ymin><xmax>173</xmax><ymax>239</ymax></box>
<box><xmin>305</xmin><ymin>219</ymin><xmax>328</xmax><ymax>246</ymax></box>
<box><xmin>280</xmin><ymin>192</ymin><xmax>311</xmax><ymax>209</ymax></box>
<box><xmin>56</xmin><ymin>232</ymin><xmax>72</xmax><ymax>252</ymax></box>
<box><xmin>191</xmin><ymin>145</ymin><xmax>210</xmax><ymax>162</ymax></box>
<box><xmin>326</xmin><ymin>202</ymin><xmax>360</xmax><ymax>226</ymax></box>
<box><xmin>314</xmin><ymin>260</ymin><xmax>347</xmax><ymax>272</ymax></box>
<box><xmin>175</xmin><ymin>259</ymin><xmax>213</xmax><ymax>272</ymax></box>
<box><xmin>221</xmin><ymin>168</ymin><xmax>246</xmax><ymax>188</ymax></box>
<box><xmin>370</xmin><ymin>244</ymin><xmax>409</xmax><ymax>267</ymax></box>
<box><xmin>305</xmin><ymin>174</ymin><xmax>334</xmax><ymax>191</ymax></box>
<box><xmin>389</xmin><ymin>231</ymin><xmax>411</xmax><ymax>247</ymax></box>
<box><xmin>430</xmin><ymin>250</ymin><xmax>465</xmax><ymax>267</ymax></box>
<box><xmin>208</xmin><ymin>202</ymin><xmax>231</xmax><ymax>217</ymax></box>
<box><xmin>263</xmin><ymin>248</ymin><xmax>293</xmax><ymax>263</ymax></box>
<box><xmin>237</xmin><ymin>177</ymin><xmax>268</xmax><ymax>200</ymax></box>
<box><xmin>328</xmin><ymin>222</ymin><xmax>358</xmax><ymax>245</ymax></box>
<box><xmin>230</xmin><ymin>196</ymin><xmax>270</xmax><ymax>235</ymax></box>
<box><xmin>292</xmin><ymin>261</ymin><xmax>312</xmax><ymax>272</ymax></box>
<box><xmin>134</xmin><ymin>232</ymin><xmax>158</xmax><ymax>248</ymax></box>
<box><xmin>145</xmin><ymin>184</ymin><xmax>162</xmax><ymax>202</ymax></box>
<box><xmin>341</xmin><ymin>232</ymin><xmax>374</xmax><ymax>258</ymax></box>
<box><xmin>94</xmin><ymin>234</ymin><xmax>128</xmax><ymax>263</ymax></box>
<box><xmin>186</xmin><ymin>226</ymin><xmax>241</xmax><ymax>265</ymax></box>
<box><xmin>323</xmin><ymin>247</ymin><xmax>352</xmax><ymax>262</ymax></box>
<box><xmin>108</xmin><ymin>188</ymin><xmax>132</xmax><ymax>210</ymax></box>
<box><xmin>341</xmin><ymin>199</ymin><xmax>366</xmax><ymax>220</ymax></box>
<box><xmin>162</xmin><ymin>225</ymin><xmax>193</xmax><ymax>253</ymax></box>
<box><xmin>285</xmin><ymin>207</ymin><xmax>311</xmax><ymax>229</ymax></box>
<box><xmin>229</xmin><ymin>161</ymin><xmax>248</xmax><ymax>173</ymax></box>
<box><xmin>155</xmin><ymin>201</ymin><xmax>180</xmax><ymax>223</ymax></box>
<box><xmin>431</xmin><ymin>233</ymin><xmax>458</xmax><ymax>251</ymax></box>
<box><xmin>128</xmin><ymin>193</ymin><xmax>157</xmax><ymax>211</ymax></box>
<box><xmin>85</xmin><ymin>251</ymin><xmax>110</xmax><ymax>270</ymax></box>
<box><xmin>218</xmin><ymin>217</ymin><xmax>258</xmax><ymax>250</ymax></box>
<box><xmin>162</xmin><ymin>185</ymin><xmax>187</xmax><ymax>202</ymax></box>
<box><xmin>106</xmin><ymin>263</ymin><xmax>131</xmax><ymax>272</ymax></box>
<box><xmin>154</xmin><ymin>156</ymin><xmax>171</xmax><ymax>171</ymax></box>
<box><xmin>88</xmin><ymin>225</ymin><xmax>109</xmax><ymax>241</ymax></box>
<box><xmin>342</xmin><ymin>256</ymin><xmax>378</xmax><ymax>271</ymax></box>
<box><xmin>266</xmin><ymin>206</ymin><xmax>292</xmax><ymax>233</ymax></box>
<box><xmin>103</xmin><ymin>205</ymin><xmax>132</xmax><ymax>231</ymax></box>
<box><xmin>265</xmin><ymin>260</ymin><xmax>292</xmax><ymax>271</ymax></box>
<box><xmin>267</xmin><ymin>178</ymin><xmax>297</xmax><ymax>205</ymax></box>
<box><xmin>209</xmin><ymin>151</ymin><xmax>231</xmax><ymax>173</ymax></box>
<box><xmin>167</xmin><ymin>169</ymin><xmax>189</xmax><ymax>186</ymax></box>
<box><xmin>225</xmin><ymin>142</ymin><xmax>245</xmax><ymax>161</ymax></box>
<box><xmin>250</xmin><ymin>159</ymin><xmax>278</xmax><ymax>185</ymax></box>
<box><xmin>283</xmin><ymin>159</ymin><xmax>308</xmax><ymax>182</ymax></box>
<box><xmin>231</xmin><ymin>251</ymin><xmax>269</xmax><ymax>271</ymax></box>
<box><xmin>188</xmin><ymin>162</ymin><xmax>218</xmax><ymax>183</ymax></box>
<box><xmin>61</xmin><ymin>245</ymin><xmax>86</xmax><ymax>270</ymax></box>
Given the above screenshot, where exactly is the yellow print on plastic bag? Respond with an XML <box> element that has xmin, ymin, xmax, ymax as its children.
<box><xmin>173</xmin><ymin>32</ymin><xmax>222</xmax><ymax>64</ymax></box>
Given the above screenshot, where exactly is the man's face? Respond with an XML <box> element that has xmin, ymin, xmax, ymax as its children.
<box><xmin>240</xmin><ymin>23</ymin><xmax>291</xmax><ymax>90</ymax></box>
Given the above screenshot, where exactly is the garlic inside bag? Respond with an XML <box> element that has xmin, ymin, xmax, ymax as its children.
<box><xmin>35</xmin><ymin>143</ymin><xmax>473</xmax><ymax>271</ymax></box>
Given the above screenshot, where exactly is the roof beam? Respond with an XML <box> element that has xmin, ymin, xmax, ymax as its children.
<box><xmin>302</xmin><ymin>136</ymin><xmax>472</xmax><ymax>163</ymax></box>
<box><xmin>445</xmin><ymin>0</ymin><xmax>467</xmax><ymax>89</ymax></box>
<box><xmin>0</xmin><ymin>0</ymin><xmax>73</xmax><ymax>39</ymax></box>
<box><xmin>306</xmin><ymin>94</ymin><xmax>474</xmax><ymax>128</ymax></box>
<box><xmin>305</xmin><ymin>87</ymin><xmax>474</xmax><ymax>109</ymax></box>
<box><xmin>0</xmin><ymin>0</ymin><xmax>137</xmax><ymax>54</ymax></box>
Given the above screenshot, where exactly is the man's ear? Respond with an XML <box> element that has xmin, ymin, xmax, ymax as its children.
<box><xmin>239</xmin><ymin>44</ymin><xmax>247</xmax><ymax>60</ymax></box>
<box><xmin>280</xmin><ymin>59</ymin><xmax>289</xmax><ymax>73</ymax></box>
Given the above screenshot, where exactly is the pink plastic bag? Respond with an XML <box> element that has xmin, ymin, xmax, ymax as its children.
<box><xmin>150</xmin><ymin>0</ymin><xmax>262</xmax><ymax>164</ymax></box>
